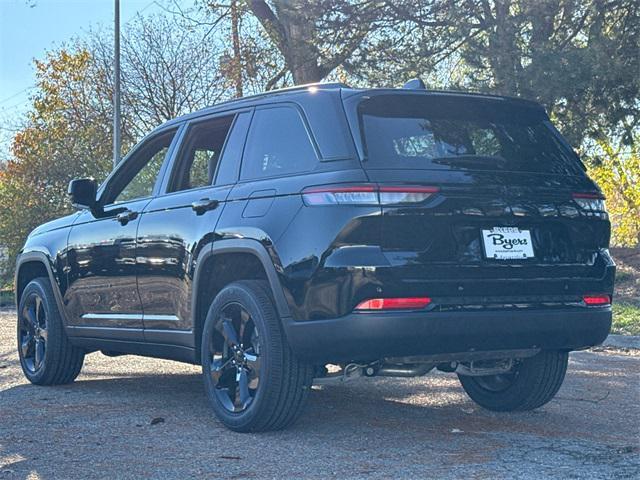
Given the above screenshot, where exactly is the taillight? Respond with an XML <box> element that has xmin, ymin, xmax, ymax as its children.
<box><xmin>301</xmin><ymin>185</ymin><xmax>378</xmax><ymax>205</ymax></box>
<box><xmin>378</xmin><ymin>186</ymin><xmax>439</xmax><ymax>205</ymax></box>
<box><xmin>573</xmin><ymin>193</ymin><xmax>606</xmax><ymax>212</ymax></box>
<box><xmin>582</xmin><ymin>294</ymin><xmax>611</xmax><ymax>306</ymax></box>
<box><xmin>354</xmin><ymin>297</ymin><xmax>432</xmax><ymax>311</ymax></box>
<box><xmin>302</xmin><ymin>184</ymin><xmax>439</xmax><ymax>206</ymax></box>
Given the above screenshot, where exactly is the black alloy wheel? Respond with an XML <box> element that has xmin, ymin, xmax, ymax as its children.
<box><xmin>209</xmin><ymin>302</ymin><xmax>261</xmax><ymax>413</ymax></box>
<box><xmin>19</xmin><ymin>291</ymin><xmax>48</xmax><ymax>373</ymax></box>
<box><xmin>201</xmin><ymin>280</ymin><xmax>313</xmax><ymax>432</ymax></box>
<box><xmin>472</xmin><ymin>371</ymin><xmax>518</xmax><ymax>392</ymax></box>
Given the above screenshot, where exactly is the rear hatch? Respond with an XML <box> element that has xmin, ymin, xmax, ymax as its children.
<box><xmin>345</xmin><ymin>92</ymin><xmax>611</xmax><ymax>298</ymax></box>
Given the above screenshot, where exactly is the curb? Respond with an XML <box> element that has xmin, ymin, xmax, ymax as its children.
<box><xmin>603</xmin><ymin>334</ymin><xmax>640</xmax><ymax>350</ymax></box>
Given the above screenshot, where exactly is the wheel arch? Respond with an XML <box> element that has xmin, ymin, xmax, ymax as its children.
<box><xmin>15</xmin><ymin>252</ymin><xmax>67</xmax><ymax>323</ymax></box>
<box><xmin>191</xmin><ymin>239</ymin><xmax>292</xmax><ymax>357</ymax></box>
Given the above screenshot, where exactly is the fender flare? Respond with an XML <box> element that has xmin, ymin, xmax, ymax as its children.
<box><xmin>15</xmin><ymin>251</ymin><xmax>70</xmax><ymax>325</ymax></box>
<box><xmin>192</xmin><ymin>238</ymin><xmax>292</xmax><ymax>323</ymax></box>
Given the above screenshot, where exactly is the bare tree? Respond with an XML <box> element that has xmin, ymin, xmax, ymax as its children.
<box><xmin>87</xmin><ymin>13</ymin><xmax>230</xmax><ymax>141</ymax></box>
<box><xmin>169</xmin><ymin>1</ymin><xmax>288</xmax><ymax>93</ymax></box>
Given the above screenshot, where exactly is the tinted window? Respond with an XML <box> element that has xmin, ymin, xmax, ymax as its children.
<box><xmin>241</xmin><ymin>106</ymin><xmax>317</xmax><ymax>180</ymax></box>
<box><xmin>358</xmin><ymin>95</ymin><xmax>583</xmax><ymax>175</ymax></box>
<box><xmin>109</xmin><ymin>130</ymin><xmax>176</xmax><ymax>204</ymax></box>
<box><xmin>215</xmin><ymin>112</ymin><xmax>251</xmax><ymax>185</ymax></box>
<box><xmin>169</xmin><ymin>116</ymin><xmax>234</xmax><ymax>192</ymax></box>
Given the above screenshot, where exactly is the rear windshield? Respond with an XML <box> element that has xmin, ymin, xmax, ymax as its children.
<box><xmin>358</xmin><ymin>95</ymin><xmax>583</xmax><ymax>175</ymax></box>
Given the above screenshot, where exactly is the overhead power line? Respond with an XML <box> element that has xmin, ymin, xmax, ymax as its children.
<box><xmin>0</xmin><ymin>86</ymin><xmax>35</xmax><ymax>105</ymax></box>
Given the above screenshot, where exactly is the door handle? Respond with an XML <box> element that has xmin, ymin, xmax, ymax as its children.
<box><xmin>191</xmin><ymin>198</ymin><xmax>219</xmax><ymax>215</ymax></box>
<box><xmin>116</xmin><ymin>209</ymin><xmax>138</xmax><ymax>225</ymax></box>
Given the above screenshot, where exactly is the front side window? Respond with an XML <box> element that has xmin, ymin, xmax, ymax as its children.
<box><xmin>241</xmin><ymin>106</ymin><xmax>317</xmax><ymax>180</ymax></box>
<box><xmin>107</xmin><ymin>129</ymin><xmax>177</xmax><ymax>204</ymax></box>
<box><xmin>169</xmin><ymin>115</ymin><xmax>234</xmax><ymax>193</ymax></box>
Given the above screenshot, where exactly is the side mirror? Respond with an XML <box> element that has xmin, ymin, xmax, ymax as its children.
<box><xmin>68</xmin><ymin>178</ymin><xmax>99</xmax><ymax>213</ymax></box>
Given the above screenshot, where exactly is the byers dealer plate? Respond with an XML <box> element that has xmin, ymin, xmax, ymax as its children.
<box><xmin>482</xmin><ymin>227</ymin><xmax>535</xmax><ymax>260</ymax></box>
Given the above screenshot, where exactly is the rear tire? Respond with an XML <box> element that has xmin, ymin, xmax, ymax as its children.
<box><xmin>458</xmin><ymin>350</ymin><xmax>568</xmax><ymax>411</ymax></box>
<box><xmin>17</xmin><ymin>277</ymin><xmax>85</xmax><ymax>385</ymax></box>
<box><xmin>201</xmin><ymin>280</ymin><xmax>313</xmax><ymax>432</ymax></box>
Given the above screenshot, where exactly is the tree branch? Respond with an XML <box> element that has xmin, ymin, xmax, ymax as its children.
<box><xmin>265</xmin><ymin>66</ymin><xmax>287</xmax><ymax>90</ymax></box>
<box><xmin>244</xmin><ymin>0</ymin><xmax>288</xmax><ymax>53</ymax></box>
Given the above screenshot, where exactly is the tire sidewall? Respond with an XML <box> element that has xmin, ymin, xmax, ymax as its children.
<box><xmin>458</xmin><ymin>351</ymin><xmax>568</xmax><ymax>411</ymax></box>
<box><xmin>17</xmin><ymin>278</ymin><xmax>58</xmax><ymax>384</ymax></box>
<box><xmin>201</xmin><ymin>282</ymin><xmax>281</xmax><ymax>431</ymax></box>
<box><xmin>459</xmin><ymin>367</ymin><xmax>525</xmax><ymax>411</ymax></box>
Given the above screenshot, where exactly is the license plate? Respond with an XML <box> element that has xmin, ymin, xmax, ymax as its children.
<box><xmin>482</xmin><ymin>227</ymin><xmax>534</xmax><ymax>260</ymax></box>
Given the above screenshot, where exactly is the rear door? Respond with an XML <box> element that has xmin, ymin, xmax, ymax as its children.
<box><xmin>135</xmin><ymin>111</ymin><xmax>251</xmax><ymax>342</ymax></box>
<box><xmin>346</xmin><ymin>93</ymin><xmax>609</xmax><ymax>295</ymax></box>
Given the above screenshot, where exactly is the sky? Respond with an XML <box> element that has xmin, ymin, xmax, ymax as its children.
<box><xmin>0</xmin><ymin>0</ymin><xmax>176</xmax><ymax>156</ymax></box>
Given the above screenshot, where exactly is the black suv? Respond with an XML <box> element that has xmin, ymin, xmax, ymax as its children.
<box><xmin>15</xmin><ymin>82</ymin><xmax>614</xmax><ymax>432</ymax></box>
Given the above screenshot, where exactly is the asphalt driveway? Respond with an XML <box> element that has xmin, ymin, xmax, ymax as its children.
<box><xmin>0</xmin><ymin>311</ymin><xmax>638</xmax><ymax>479</ymax></box>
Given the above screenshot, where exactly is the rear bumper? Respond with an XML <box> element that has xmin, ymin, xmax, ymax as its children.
<box><xmin>283</xmin><ymin>307</ymin><xmax>612</xmax><ymax>363</ymax></box>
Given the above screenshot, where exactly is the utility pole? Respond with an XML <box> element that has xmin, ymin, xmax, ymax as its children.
<box><xmin>231</xmin><ymin>0</ymin><xmax>243</xmax><ymax>98</ymax></box>
<box><xmin>113</xmin><ymin>0</ymin><xmax>121</xmax><ymax>167</ymax></box>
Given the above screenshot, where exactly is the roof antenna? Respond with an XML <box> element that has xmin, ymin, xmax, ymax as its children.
<box><xmin>403</xmin><ymin>78</ymin><xmax>426</xmax><ymax>90</ymax></box>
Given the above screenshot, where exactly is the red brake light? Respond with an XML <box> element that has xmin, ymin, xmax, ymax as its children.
<box><xmin>582</xmin><ymin>294</ymin><xmax>611</xmax><ymax>306</ymax></box>
<box><xmin>355</xmin><ymin>297</ymin><xmax>432</xmax><ymax>311</ymax></box>
<box><xmin>572</xmin><ymin>192</ymin><xmax>604</xmax><ymax>199</ymax></box>
<box><xmin>302</xmin><ymin>184</ymin><xmax>439</xmax><ymax>206</ymax></box>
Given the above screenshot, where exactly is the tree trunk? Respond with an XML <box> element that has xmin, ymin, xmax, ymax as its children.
<box><xmin>246</xmin><ymin>0</ymin><xmax>324</xmax><ymax>85</ymax></box>
<box><xmin>487</xmin><ymin>0</ymin><xmax>521</xmax><ymax>96</ymax></box>
<box><xmin>275</xmin><ymin>2</ymin><xmax>322</xmax><ymax>84</ymax></box>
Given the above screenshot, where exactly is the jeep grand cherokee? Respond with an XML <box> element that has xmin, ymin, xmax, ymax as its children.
<box><xmin>15</xmin><ymin>81</ymin><xmax>613</xmax><ymax>432</ymax></box>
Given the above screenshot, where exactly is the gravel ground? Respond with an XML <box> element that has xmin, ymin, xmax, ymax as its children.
<box><xmin>1</xmin><ymin>311</ymin><xmax>639</xmax><ymax>480</ymax></box>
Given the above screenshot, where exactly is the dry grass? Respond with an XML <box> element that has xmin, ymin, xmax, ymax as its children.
<box><xmin>611</xmin><ymin>248</ymin><xmax>640</xmax><ymax>335</ymax></box>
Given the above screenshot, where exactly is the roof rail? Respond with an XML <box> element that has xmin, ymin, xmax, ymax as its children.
<box><xmin>263</xmin><ymin>82</ymin><xmax>350</xmax><ymax>95</ymax></box>
<box><xmin>197</xmin><ymin>82</ymin><xmax>349</xmax><ymax>112</ymax></box>
<box><xmin>163</xmin><ymin>82</ymin><xmax>350</xmax><ymax>123</ymax></box>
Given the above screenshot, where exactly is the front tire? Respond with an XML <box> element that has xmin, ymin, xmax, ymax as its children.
<box><xmin>201</xmin><ymin>280</ymin><xmax>313</xmax><ymax>432</ymax></box>
<box><xmin>17</xmin><ymin>277</ymin><xmax>85</xmax><ymax>385</ymax></box>
<box><xmin>458</xmin><ymin>350</ymin><xmax>568</xmax><ymax>412</ymax></box>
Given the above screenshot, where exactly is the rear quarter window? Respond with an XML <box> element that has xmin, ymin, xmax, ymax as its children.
<box><xmin>241</xmin><ymin>105</ymin><xmax>318</xmax><ymax>180</ymax></box>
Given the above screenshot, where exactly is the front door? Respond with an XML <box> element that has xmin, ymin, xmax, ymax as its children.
<box><xmin>136</xmin><ymin>111</ymin><xmax>251</xmax><ymax>342</ymax></box>
<box><xmin>64</xmin><ymin>128</ymin><xmax>179</xmax><ymax>340</ymax></box>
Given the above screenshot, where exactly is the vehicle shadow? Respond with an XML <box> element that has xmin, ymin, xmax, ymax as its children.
<box><xmin>0</xmin><ymin>352</ymin><xmax>637</xmax><ymax>479</ymax></box>
<box><xmin>0</xmin><ymin>352</ymin><xmax>631</xmax><ymax>428</ymax></box>
<box><xmin>0</xmin><ymin>357</ymin><xmax>620</xmax><ymax>434</ymax></box>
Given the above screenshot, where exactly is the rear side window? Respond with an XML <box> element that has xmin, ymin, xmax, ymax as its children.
<box><xmin>358</xmin><ymin>95</ymin><xmax>583</xmax><ymax>175</ymax></box>
<box><xmin>241</xmin><ymin>106</ymin><xmax>317</xmax><ymax>180</ymax></box>
<box><xmin>169</xmin><ymin>115</ymin><xmax>234</xmax><ymax>192</ymax></box>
